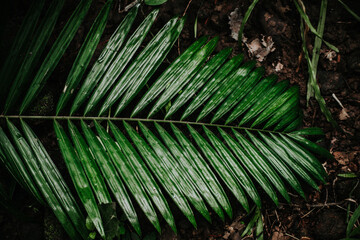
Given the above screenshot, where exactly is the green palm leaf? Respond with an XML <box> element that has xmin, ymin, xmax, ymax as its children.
<box><xmin>0</xmin><ymin>2</ymin><xmax>335</xmax><ymax>239</ymax></box>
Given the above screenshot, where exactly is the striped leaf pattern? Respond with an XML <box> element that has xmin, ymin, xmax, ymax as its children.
<box><xmin>0</xmin><ymin>2</ymin><xmax>333</xmax><ymax>239</ymax></box>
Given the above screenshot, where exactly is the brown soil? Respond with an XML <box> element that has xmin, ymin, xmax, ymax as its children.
<box><xmin>0</xmin><ymin>0</ymin><xmax>359</xmax><ymax>239</ymax></box>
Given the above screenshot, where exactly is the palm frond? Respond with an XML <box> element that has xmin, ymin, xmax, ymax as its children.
<box><xmin>0</xmin><ymin>2</ymin><xmax>334</xmax><ymax>239</ymax></box>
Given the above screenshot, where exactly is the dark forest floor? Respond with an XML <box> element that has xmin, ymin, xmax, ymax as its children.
<box><xmin>0</xmin><ymin>0</ymin><xmax>359</xmax><ymax>239</ymax></box>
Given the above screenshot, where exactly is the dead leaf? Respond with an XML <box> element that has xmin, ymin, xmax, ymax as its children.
<box><xmin>339</xmin><ymin>108</ymin><xmax>350</xmax><ymax>120</ymax></box>
<box><xmin>228</xmin><ymin>8</ymin><xmax>242</xmax><ymax>41</ymax></box>
<box><xmin>246</xmin><ymin>35</ymin><xmax>275</xmax><ymax>62</ymax></box>
<box><xmin>274</xmin><ymin>61</ymin><xmax>284</xmax><ymax>72</ymax></box>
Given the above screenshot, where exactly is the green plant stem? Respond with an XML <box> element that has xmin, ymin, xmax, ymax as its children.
<box><xmin>306</xmin><ymin>0</ymin><xmax>327</xmax><ymax>103</ymax></box>
<box><xmin>0</xmin><ymin>115</ymin><xmax>285</xmax><ymax>134</ymax></box>
<box><xmin>299</xmin><ymin>6</ymin><xmax>338</xmax><ymax>129</ymax></box>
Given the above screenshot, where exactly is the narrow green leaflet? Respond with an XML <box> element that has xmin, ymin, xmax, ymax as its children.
<box><xmin>80</xmin><ymin>120</ymin><xmax>141</xmax><ymax>236</ymax></box>
<box><xmin>216</xmin><ymin>128</ymin><xmax>269</xmax><ymax>206</ymax></box>
<box><xmin>6</xmin><ymin>121</ymin><xmax>48</xmax><ymax>203</ymax></box>
<box><xmin>94</xmin><ymin>121</ymin><xmax>161</xmax><ymax>233</ymax></box>
<box><xmin>188</xmin><ymin>125</ymin><xmax>250</xmax><ymax>211</ymax></box>
<box><xmin>145</xmin><ymin>0</ymin><xmax>168</xmax><ymax>5</ymax></box>
<box><xmin>6</xmin><ymin>120</ymin><xmax>81</xmax><ymax>240</ymax></box>
<box><xmin>20</xmin><ymin>0</ymin><xmax>93</xmax><ymax>114</ymax></box>
<box><xmin>196</xmin><ymin>61</ymin><xmax>256</xmax><ymax>122</ymax></box>
<box><xmin>21</xmin><ymin>120</ymin><xmax>88</xmax><ymax>239</ymax></box>
<box><xmin>109</xmin><ymin>121</ymin><xmax>176</xmax><ymax>233</ymax></box>
<box><xmin>132</xmin><ymin>36</ymin><xmax>209</xmax><ymax>117</ymax></box>
<box><xmin>283</xmin><ymin>116</ymin><xmax>302</xmax><ymax>132</ymax></box>
<box><xmin>251</xmin><ymin>86</ymin><xmax>299</xmax><ymax>127</ymax></box>
<box><xmin>209</xmin><ymin>67</ymin><xmax>267</xmax><ymax>123</ymax></box>
<box><xmin>4</xmin><ymin>0</ymin><xmax>64</xmax><ymax>114</ymax></box>
<box><xmin>124</xmin><ymin>121</ymin><xmax>196</xmax><ymax>228</ymax></box>
<box><xmin>273</xmin><ymin>107</ymin><xmax>300</xmax><ymax>131</ymax></box>
<box><xmin>207</xmin><ymin>127</ymin><xmax>264</xmax><ymax>207</ymax></box>
<box><xmin>165</xmin><ymin>48</ymin><xmax>232</xmax><ymax>119</ymax></box>
<box><xmin>84</xmin><ymin>8</ymin><xmax>159</xmax><ymax>115</ymax></box>
<box><xmin>238</xmin><ymin>80</ymin><xmax>289</xmax><ymax>126</ymax></box>
<box><xmin>0</xmin><ymin>128</ymin><xmax>23</xmax><ymax>186</ymax></box>
<box><xmin>54</xmin><ymin>120</ymin><xmax>105</xmax><ymax>238</ymax></box>
<box><xmin>181</xmin><ymin>55</ymin><xmax>247</xmax><ymax>120</ymax></box>
<box><xmin>0</xmin><ymin>144</ymin><xmax>5</xmax><ymax>161</ymax></box>
<box><xmin>235</xmin><ymin>130</ymin><xmax>290</xmax><ymax>202</ymax></box>
<box><xmin>241</xmin><ymin>207</ymin><xmax>259</xmax><ymax>237</ymax></box>
<box><xmin>289</xmin><ymin>127</ymin><xmax>324</xmax><ymax>136</ymax></box>
<box><xmin>155</xmin><ymin>123</ymin><xmax>224</xmax><ymax>221</ymax></box>
<box><xmin>113</xmin><ymin>18</ymin><xmax>186</xmax><ymax>116</ymax></box>
<box><xmin>337</xmin><ymin>173</ymin><xmax>358</xmax><ymax>179</ymax></box>
<box><xmin>147</xmin><ymin>37</ymin><xmax>218</xmax><ymax>118</ymax></box>
<box><xmin>262</xmin><ymin>91</ymin><xmax>299</xmax><ymax>129</ymax></box>
<box><xmin>70</xmin><ymin>4</ymin><xmax>139</xmax><ymax>115</ymax></box>
<box><xmin>97</xmin><ymin>16</ymin><xmax>183</xmax><ymax>116</ymax></box>
<box><xmin>277</xmin><ymin>133</ymin><xmax>327</xmax><ymax>181</ymax></box>
<box><xmin>255</xmin><ymin>211</ymin><xmax>264</xmax><ymax>240</ymax></box>
<box><xmin>270</xmin><ymin>133</ymin><xmax>326</xmax><ymax>183</ymax></box>
<box><xmin>258</xmin><ymin>132</ymin><xmax>319</xmax><ymax>190</ymax></box>
<box><xmin>0</xmin><ymin>126</ymin><xmax>44</xmax><ymax>204</ymax></box>
<box><xmin>56</xmin><ymin>0</ymin><xmax>113</xmax><ymax>115</ymax></box>
<box><xmin>225</xmin><ymin>74</ymin><xmax>277</xmax><ymax>124</ymax></box>
<box><xmin>0</xmin><ymin>0</ymin><xmax>45</xmax><ymax>106</ymax></box>
<box><xmin>247</xmin><ymin>130</ymin><xmax>305</xmax><ymax>198</ymax></box>
<box><xmin>139</xmin><ymin>122</ymin><xmax>211</xmax><ymax>222</ymax></box>
<box><xmin>68</xmin><ymin>121</ymin><xmax>111</xmax><ymax>204</ymax></box>
<box><xmin>171</xmin><ymin>123</ymin><xmax>232</xmax><ymax>218</ymax></box>
<box><xmin>288</xmin><ymin>134</ymin><xmax>334</xmax><ymax>160</ymax></box>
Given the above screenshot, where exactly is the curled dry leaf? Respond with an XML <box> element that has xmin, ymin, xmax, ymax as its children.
<box><xmin>339</xmin><ymin>108</ymin><xmax>350</xmax><ymax>120</ymax></box>
<box><xmin>246</xmin><ymin>35</ymin><xmax>275</xmax><ymax>62</ymax></box>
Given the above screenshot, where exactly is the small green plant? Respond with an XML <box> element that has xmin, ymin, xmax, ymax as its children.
<box><xmin>0</xmin><ymin>0</ymin><xmax>334</xmax><ymax>239</ymax></box>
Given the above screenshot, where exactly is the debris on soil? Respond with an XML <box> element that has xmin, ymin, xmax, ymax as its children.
<box><xmin>245</xmin><ymin>35</ymin><xmax>276</xmax><ymax>62</ymax></box>
<box><xmin>228</xmin><ymin>8</ymin><xmax>242</xmax><ymax>41</ymax></box>
<box><xmin>321</xmin><ymin>49</ymin><xmax>337</xmax><ymax>62</ymax></box>
<box><xmin>222</xmin><ymin>214</ymin><xmax>247</xmax><ymax>239</ymax></box>
<box><xmin>270</xmin><ymin>226</ymin><xmax>290</xmax><ymax>240</ymax></box>
<box><xmin>339</xmin><ymin>108</ymin><xmax>350</xmax><ymax>121</ymax></box>
<box><xmin>273</xmin><ymin>61</ymin><xmax>284</xmax><ymax>72</ymax></box>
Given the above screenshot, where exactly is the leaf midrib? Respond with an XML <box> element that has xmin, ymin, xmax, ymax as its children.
<box><xmin>0</xmin><ymin>115</ymin><xmax>286</xmax><ymax>134</ymax></box>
